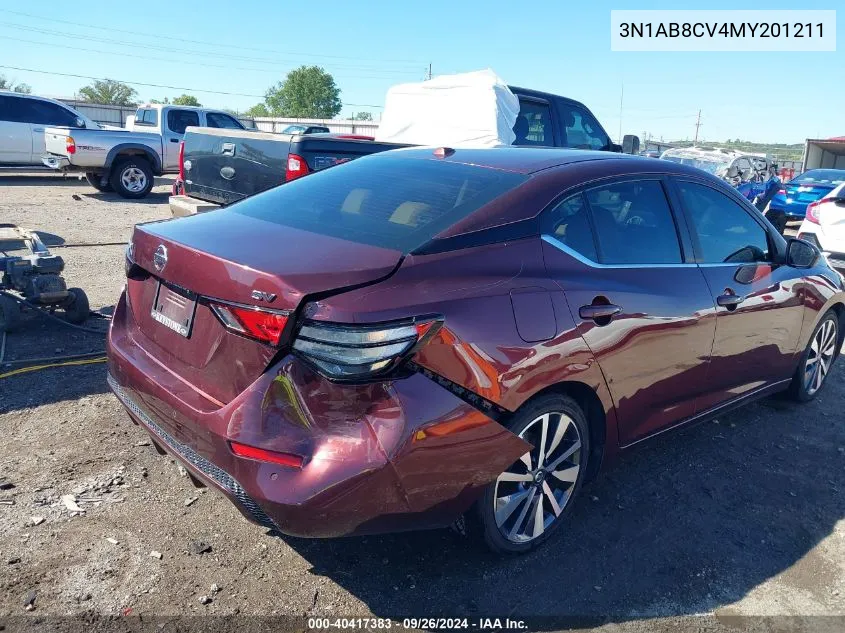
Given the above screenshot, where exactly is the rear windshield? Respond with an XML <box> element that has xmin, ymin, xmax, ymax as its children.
<box><xmin>792</xmin><ymin>169</ymin><xmax>845</xmax><ymax>186</ymax></box>
<box><xmin>230</xmin><ymin>154</ymin><xmax>527</xmax><ymax>253</ymax></box>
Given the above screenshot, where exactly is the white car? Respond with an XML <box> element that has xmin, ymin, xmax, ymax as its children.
<box><xmin>0</xmin><ymin>92</ymin><xmax>99</xmax><ymax>165</ymax></box>
<box><xmin>797</xmin><ymin>181</ymin><xmax>845</xmax><ymax>269</ymax></box>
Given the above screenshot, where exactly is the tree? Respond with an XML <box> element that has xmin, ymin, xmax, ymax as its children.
<box><xmin>352</xmin><ymin>111</ymin><xmax>372</xmax><ymax>121</ymax></box>
<box><xmin>264</xmin><ymin>66</ymin><xmax>341</xmax><ymax>118</ymax></box>
<box><xmin>172</xmin><ymin>94</ymin><xmax>202</xmax><ymax>107</ymax></box>
<box><xmin>244</xmin><ymin>102</ymin><xmax>270</xmax><ymax>118</ymax></box>
<box><xmin>78</xmin><ymin>79</ymin><xmax>137</xmax><ymax>106</ymax></box>
<box><xmin>150</xmin><ymin>97</ymin><xmax>170</xmax><ymax>104</ymax></box>
<box><xmin>0</xmin><ymin>75</ymin><xmax>31</xmax><ymax>93</ymax></box>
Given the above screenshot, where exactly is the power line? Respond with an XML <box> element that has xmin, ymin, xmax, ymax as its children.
<box><xmin>0</xmin><ymin>22</ymin><xmax>421</xmax><ymax>74</ymax></box>
<box><xmin>0</xmin><ymin>9</ymin><xmax>426</xmax><ymax>66</ymax></box>
<box><xmin>1</xmin><ymin>34</ymin><xmax>418</xmax><ymax>81</ymax></box>
<box><xmin>0</xmin><ymin>64</ymin><xmax>386</xmax><ymax>107</ymax></box>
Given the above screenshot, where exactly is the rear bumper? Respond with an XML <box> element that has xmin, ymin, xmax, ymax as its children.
<box><xmin>169</xmin><ymin>194</ymin><xmax>220</xmax><ymax>217</ymax></box>
<box><xmin>41</xmin><ymin>154</ymin><xmax>72</xmax><ymax>171</ymax></box>
<box><xmin>106</xmin><ymin>292</ymin><xmax>528</xmax><ymax>537</ymax></box>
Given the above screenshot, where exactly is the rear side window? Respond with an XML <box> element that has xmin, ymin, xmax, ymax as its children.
<box><xmin>206</xmin><ymin>112</ymin><xmax>244</xmax><ymax>129</ymax></box>
<box><xmin>561</xmin><ymin>105</ymin><xmax>610</xmax><ymax>151</ymax></box>
<box><xmin>542</xmin><ymin>194</ymin><xmax>598</xmax><ymax>262</ymax></box>
<box><xmin>584</xmin><ymin>180</ymin><xmax>682</xmax><ymax>264</ymax></box>
<box><xmin>135</xmin><ymin>108</ymin><xmax>158</xmax><ymax>126</ymax></box>
<box><xmin>167</xmin><ymin>109</ymin><xmax>199</xmax><ymax>134</ymax></box>
<box><xmin>231</xmin><ymin>155</ymin><xmax>527</xmax><ymax>253</ymax></box>
<box><xmin>513</xmin><ymin>100</ymin><xmax>552</xmax><ymax>146</ymax></box>
<box><xmin>676</xmin><ymin>181</ymin><xmax>771</xmax><ymax>264</ymax></box>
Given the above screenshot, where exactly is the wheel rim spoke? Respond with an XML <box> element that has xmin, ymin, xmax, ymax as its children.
<box><xmin>542</xmin><ymin>481</ymin><xmax>562</xmax><ymax>517</ymax></box>
<box><xmin>495</xmin><ymin>489</ymin><xmax>531</xmax><ymax>527</ymax></box>
<box><xmin>508</xmin><ymin>488</ymin><xmax>536</xmax><ymax>539</ymax></box>
<box><xmin>536</xmin><ymin>413</ymin><xmax>549</xmax><ymax>468</ymax></box>
<box><xmin>546</xmin><ymin>414</ymin><xmax>571</xmax><ymax>458</ymax></box>
<box><xmin>552</xmin><ymin>464</ymin><xmax>580</xmax><ymax>483</ymax></box>
<box><xmin>545</xmin><ymin>440</ymin><xmax>581</xmax><ymax>472</ymax></box>
<box><xmin>531</xmin><ymin>494</ymin><xmax>545</xmax><ymax>538</ymax></box>
<box><xmin>497</xmin><ymin>471</ymin><xmax>533</xmax><ymax>483</ymax></box>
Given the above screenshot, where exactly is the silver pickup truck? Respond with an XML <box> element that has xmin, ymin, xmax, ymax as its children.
<box><xmin>42</xmin><ymin>104</ymin><xmax>245</xmax><ymax>198</ymax></box>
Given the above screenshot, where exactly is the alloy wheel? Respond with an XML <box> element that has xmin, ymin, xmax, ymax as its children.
<box><xmin>492</xmin><ymin>411</ymin><xmax>582</xmax><ymax>544</ymax></box>
<box><xmin>804</xmin><ymin>318</ymin><xmax>838</xmax><ymax>396</ymax></box>
<box><xmin>121</xmin><ymin>167</ymin><xmax>148</xmax><ymax>193</ymax></box>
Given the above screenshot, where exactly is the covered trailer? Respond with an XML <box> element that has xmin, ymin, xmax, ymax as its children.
<box><xmin>801</xmin><ymin>137</ymin><xmax>845</xmax><ymax>172</ymax></box>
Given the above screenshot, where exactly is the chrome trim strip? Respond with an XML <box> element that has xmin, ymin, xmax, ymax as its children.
<box><xmin>619</xmin><ymin>378</ymin><xmax>792</xmax><ymax>449</ymax></box>
<box><xmin>106</xmin><ymin>373</ymin><xmax>277</xmax><ymax>530</ymax></box>
<box><xmin>542</xmin><ymin>235</ymin><xmax>698</xmax><ymax>269</ymax></box>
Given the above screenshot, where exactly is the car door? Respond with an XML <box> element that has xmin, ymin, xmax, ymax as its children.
<box><xmin>163</xmin><ymin>109</ymin><xmax>199</xmax><ymax>170</ymax></box>
<box><xmin>0</xmin><ymin>95</ymin><xmax>34</xmax><ymax>164</ymax></box>
<box><xmin>26</xmin><ymin>99</ymin><xmax>82</xmax><ymax>159</ymax></box>
<box><xmin>672</xmin><ymin>178</ymin><xmax>805</xmax><ymax>412</ymax></box>
<box><xmin>540</xmin><ymin>177</ymin><xmax>717</xmax><ymax>445</ymax></box>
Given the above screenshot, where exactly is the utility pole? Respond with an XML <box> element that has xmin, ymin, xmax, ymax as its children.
<box><xmin>617</xmin><ymin>81</ymin><xmax>624</xmax><ymax>144</ymax></box>
<box><xmin>693</xmin><ymin>110</ymin><xmax>702</xmax><ymax>146</ymax></box>
<box><xmin>426</xmin><ymin>63</ymin><xmax>432</xmax><ymax>81</ymax></box>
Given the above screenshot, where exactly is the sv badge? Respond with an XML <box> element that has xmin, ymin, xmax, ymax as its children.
<box><xmin>251</xmin><ymin>290</ymin><xmax>277</xmax><ymax>303</ymax></box>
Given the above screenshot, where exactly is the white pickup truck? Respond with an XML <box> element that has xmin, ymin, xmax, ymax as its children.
<box><xmin>42</xmin><ymin>103</ymin><xmax>245</xmax><ymax>198</ymax></box>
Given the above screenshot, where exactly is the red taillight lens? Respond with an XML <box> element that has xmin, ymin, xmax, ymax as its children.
<box><xmin>806</xmin><ymin>199</ymin><xmax>822</xmax><ymax>224</ymax></box>
<box><xmin>209</xmin><ymin>303</ymin><xmax>289</xmax><ymax>346</ymax></box>
<box><xmin>229</xmin><ymin>441</ymin><xmax>302</xmax><ymax>469</ymax></box>
<box><xmin>778</xmin><ymin>189</ymin><xmax>786</xmax><ymax>196</ymax></box>
<box><xmin>177</xmin><ymin>141</ymin><xmax>185</xmax><ymax>181</ymax></box>
<box><xmin>285</xmin><ymin>153</ymin><xmax>310</xmax><ymax>181</ymax></box>
<box><xmin>66</xmin><ymin>136</ymin><xmax>76</xmax><ymax>155</ymax></box>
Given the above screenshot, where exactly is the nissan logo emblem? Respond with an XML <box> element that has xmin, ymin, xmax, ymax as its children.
<box><xmin>153</xmin><ymin>244</ymin><xmax>168</xmax><ymax>271</ymax></box>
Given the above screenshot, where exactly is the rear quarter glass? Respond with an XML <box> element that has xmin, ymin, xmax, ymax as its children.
<box><xmin>229</xmin><ymin>155</ymin><xmax>527</xmax><ymax>254</ymax></box>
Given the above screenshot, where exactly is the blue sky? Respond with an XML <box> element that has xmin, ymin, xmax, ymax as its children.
<box><xmin>0</xmin><ymin>1</ymin><xmax>840</xmax><ymax>143</ymax></box>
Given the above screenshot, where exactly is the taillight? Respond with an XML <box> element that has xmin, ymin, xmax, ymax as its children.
<box><xmin>177</xmin><ymin>141</ymin><xmax>185</xmax><ymax>181</ymax></box>
<box><xmin>292</xmin><ymin>317</ymin><xmax>442</xmax><ymax>380</ymax></box>
<box><xmin>806</xmin><ymin>199</ymin><xmax>822</xmax><ymax>224</ymax></box>
<box><xmin>229</xmin><ymin>441</ymin><xmax>302</xmax><ymax>469</ymax></box>
<box><xmin>285</xmin><ymin>153</ymin><xmax>310</xmax><ymax>181</ymax></box>
<box><xmin>209</xmin><ymin>302</ymin><xmax>289</xmax><ymax>346</ymax></box>
<box><xmin>778</xmin><ymin>189</ymin><xmax>786</xmax><ymax>196</ymax></box>
<box><xmin>66</xmin><ymin>136</ymin><xmax>76</xmax><ymax>155</ymax></box>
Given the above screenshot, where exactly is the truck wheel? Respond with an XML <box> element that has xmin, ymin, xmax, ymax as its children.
<box><xmin>85</xmin><ymin>172</ymin><xmax>113</xmax><ymax>192</ymax></box>
<box><xmin>110</xmin><ymin>157</ymin><xmax>154</xmax><ymax>199</ymax></box>
<box><xmin>0</xmin><ymin>294</ymin><xmax>22</xmax><ymax>333</ymax></box>
<box><xmin>64</xmin><ymin>288</ymin><xmax>90</xmax><ymax>324</ymax></box>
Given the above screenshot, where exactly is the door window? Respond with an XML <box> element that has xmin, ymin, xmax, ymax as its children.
<box><xmin>8</xmin><ymin>98</ymin><xmax>79</xmax><ymax>126</ymax></box>
<box><xmin>135</xmin><ymin>108</ymin><xmax>158</xmax><ymax>126</ymax></box>
<box><xmin>584</xmin><ymin>180</ymin><xmax>682</xmax><ymax>264</ymax></box>
<box><xmin>541</xmin><ymin>194</ymin><xmax>598</xmax><ymax>262</ymax></box>
<box><xmin>206</xmin><ymin>112</ymin><xmax>244</xmax><ymax>129</ymax></box>
<box><xmin>676</xmin><ymin>181</ymin><xmax>771</xmax><ymax>264</ymax></box>
<box><xmin>513</xmin><ymin>99</ymin><xmax>552</xmax><ymax>146</ymax></box>
<box><xmin>561</xmin><ymin>105</ymin><xmax>610</xmax><ymax>150</ymax></box>
<box><xmin>166</xmin><ymin>109</ymin><xmax>200</xmax><ymax>135</ymax></box>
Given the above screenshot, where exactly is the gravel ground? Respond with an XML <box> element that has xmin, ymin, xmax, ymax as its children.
<box><xmin>0</xmin><ymin>172</ymin><xmax>843</xmax><ymax>633</ymax></box>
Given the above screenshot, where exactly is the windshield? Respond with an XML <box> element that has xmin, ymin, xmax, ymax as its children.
<box><xmin>792</xmin><ymin>169</ymin><xmax>845</xmax><ymax>186</ymax></box>
<box><xmin>281</xmin><ymin>125</ymin><xmax>305</xmax><ymax>134</ymax></box>
<box><xmin>231</xmin><ymin>154</ymin><xmax>527</xmax><ymax>253</ymax></box>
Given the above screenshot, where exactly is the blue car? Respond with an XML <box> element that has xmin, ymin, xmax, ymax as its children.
<box><xmin>767</xmin><ymin>169</ymin><xmax>845</xmax><ymax>225</ymax></box>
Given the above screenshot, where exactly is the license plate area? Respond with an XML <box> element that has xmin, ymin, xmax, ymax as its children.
<box><xmin>150</xmin><ymin>281</ymin><xmax>197</xmax><ymax>338</ymax></box>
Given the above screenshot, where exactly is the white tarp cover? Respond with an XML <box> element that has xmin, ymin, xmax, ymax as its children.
<box><xmin>374</xmin><ymin>69</ymin><xmax>519</xmax><ymax>148</ymax></box>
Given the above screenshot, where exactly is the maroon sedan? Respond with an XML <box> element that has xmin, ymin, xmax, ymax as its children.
<box><xmin>108</xmin><ymin>147</ymin><xmax>844</xmax><ymax>554</ymax></box>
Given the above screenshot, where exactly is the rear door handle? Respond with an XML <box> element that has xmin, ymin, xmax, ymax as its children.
<box><xmin>717</xmin><ymin>293</ymin><xmax>744</xmax><ymax>308</ymax></box>
<box><xmin>169</xmin><ymin>138</ymin><xmax>180</xmax><ymax>143</ymax></box>
<box><xmin>579</xmin><ymin>304</ymin><xmax>622</xmax><ymax>321</ymax></box>
<box><xmin>32</xmin><ymin>127</ymin><xmax>44</xmax><ymax>132</ymax></box>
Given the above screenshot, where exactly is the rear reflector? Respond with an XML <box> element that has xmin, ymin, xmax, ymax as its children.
<box><xmin>209</xmin><ymin>302</ymin><xmax>289</xmax><ymax>346</ymax></box>
<box><xmin>229</xmin><ymin>441</ymin><xmax>303</xmax><ymax>469</ymax></box>
<box><xmin>285</xmin><ymin>153</ymin><xmax>310</xmax><ymax>181</ymax></box>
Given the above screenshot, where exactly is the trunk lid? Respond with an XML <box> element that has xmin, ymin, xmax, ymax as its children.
<box><xmin>125</xmin><ymin>211</ymin><xmax>403</xmax><ymax>403</ymax></box>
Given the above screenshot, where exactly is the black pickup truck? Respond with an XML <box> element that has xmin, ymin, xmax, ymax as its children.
<box><xmin>170</xmin><ymin>87</ymin><xmax>640</xmax><ymax>216</ymax></box>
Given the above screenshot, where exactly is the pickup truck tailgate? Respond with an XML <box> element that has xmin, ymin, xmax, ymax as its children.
<box><xmin>44</xmin><ymin>128</ymin><xmax>71</xmax><ymax>157</ymax></box>
<box><xmin>182</xmin><ymin>127</ymin><xmax>405</xmax><ymax>205</ymax></box>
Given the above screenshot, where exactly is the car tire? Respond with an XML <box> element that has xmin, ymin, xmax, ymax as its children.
<box><xmin>0</xmin><ymin>294</ymin><xmax>21</xmax><ymax>333</ymax></box>
<box><xmin>788</xmin><ymin>310</ymin><xmax>840</xmax><ymax>402</ymax></box>
<box><xmin>109</xmin><ymin>157</ymin><xmax>154</xmax><ymax>199</ymax></box>
<box><xmin>63</xmin><ymin>288</ymin><xmax>90</xmax><ymax>324</ymax></box>
<box><xmin>85</xmin><ymin>172</ymin><xmax>113</xmax><ymax>192</ymax></box>
<box><xmin>472</xmin><ymin>393</ymin><xmax>590</xmax><ymax>555</ymax></box>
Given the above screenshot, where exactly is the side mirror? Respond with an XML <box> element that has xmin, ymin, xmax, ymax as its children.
<box><xmin>74</xmin><ymin>117</ymin><xmax>86</xmax><ymax>129</ymax></box>
<box><xmin>786</xmin><ymin>238</ymin><xmax>819</xmax><ymax>268</ymax></box>
<box><xmin>622</xmin><ymin>134</ymin><xmax>640</xmax><ymax>155</ymax></box>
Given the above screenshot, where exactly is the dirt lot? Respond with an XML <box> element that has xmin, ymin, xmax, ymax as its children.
<box><xmin>0</xmin><ymin>171</ymin><xmax>843</xmax><ymax>632</ymax></box>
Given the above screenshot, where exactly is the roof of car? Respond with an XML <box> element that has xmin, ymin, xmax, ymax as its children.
<box><xmin>390</xmin><ymin>146</ymin><xmax>646</xmax><ymax>174</ymax></box>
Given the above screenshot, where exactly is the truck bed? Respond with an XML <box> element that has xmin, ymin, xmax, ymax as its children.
<box><xmin>182</xmin><ymin>127</ymin><xmax>405</xmax><ymax>206</ymax></box>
